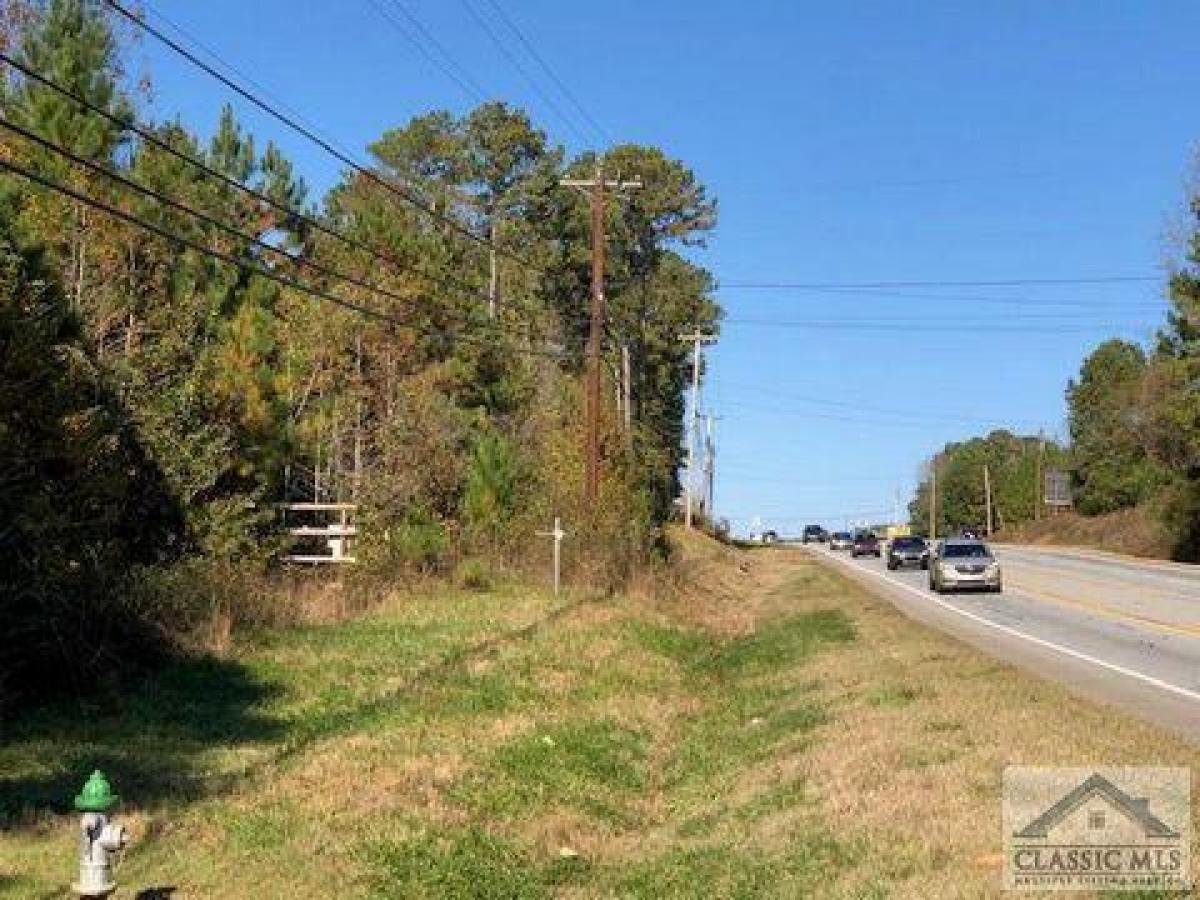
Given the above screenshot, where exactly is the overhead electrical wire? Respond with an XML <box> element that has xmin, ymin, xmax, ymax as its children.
<box><xmin>717</xmin><ymin>317</ymin><xmax>1145</xmax><ymax>334</ymax></box>
<box><xmin>457</xmin><ymin>0</ymin><xmax>592</xmax><ymax>147</ymax></box>
<box><xmin>0</xmin><ymin>155</ymin><xmax>570</xmax><ymax>360</ymax></box>
<box><xmin>716</xmin><ymin>381</ymin><xmax>1048</xmax><ymax>428</ymax></box>
<box><xmin>3</xmin><ymin>156</ymin><xmax>393</xmax><ymax>325</ymax></box>
<box><xmin>0</xmin><ymin>51</ymin><xmax>563</xmax><ymax>333</ymax></box>
<box><xmin>717</xmin><ymin>283</ymin><xmax>1162</xmax><ymax>309</ymax></box>
<box><xmin>1</xmin><ymin>112</ymin><xmax>563</xmax><ymax>353</ymax></box>
<box><xmin>477</xmin><ymin>0</ymin><xmax>612</xmax><ymax>146</ymax></box>
<box><xmin>102</xmin><ymin>0</ymin><xmax>547</xmax><ymax>276</ymax></box>
<box><xmin>721</xmin><ymin>275</ymin><xmax>1158</xmax><ymax>290</ymax></box>
<box><xmin>1</xmin><ymin>116</ymin><xmax>421</xmax><ymax>313</ymax></box>
<box><xmin>719</xmin><ymin>400</ymin><xmax>991</xmax><ymax>430</ymax></box>
<box><xmin>367</xmin><ymin>0</ymin><xmax>489</xmax><ymax>104</ymax></box>
<box><xmin>129</xmin><ymin>0</ymin><xmax>349</xmax><ymax>153</ymax></box>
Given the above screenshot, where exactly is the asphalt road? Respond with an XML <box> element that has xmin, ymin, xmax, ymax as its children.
<box><xmin>809</xmin><ymin>542</ymin><xmax>1200</xmax><ymax>743</ymax></box>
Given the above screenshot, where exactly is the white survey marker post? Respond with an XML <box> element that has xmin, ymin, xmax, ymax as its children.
<box><xmin>536</xmin><ymin>517</ymin><xmax>567</xmax><ymax>595</ymax></box>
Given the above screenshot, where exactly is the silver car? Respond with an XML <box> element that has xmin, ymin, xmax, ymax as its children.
<box><xmin>928</xmin><ymin>539</ymin><xmax>1002</xmax><ymax>593</ymax></box>
<box><xmin>829</xmin><ymin>531</ymin><xmax>853</xmax><ymax>551</ymax></box>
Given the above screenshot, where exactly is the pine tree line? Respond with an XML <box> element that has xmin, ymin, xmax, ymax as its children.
<box><xmin>0</xmin><ymin>0</ymin><xmax>720</xmax><ymax>709</ymax></box>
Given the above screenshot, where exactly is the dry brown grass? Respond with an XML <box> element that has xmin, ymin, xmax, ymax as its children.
<box><xmin>770</xmin><ymin>546</ymin><xmax>1200</xmax><ymax>898</ymax></box>
<box><xmin>1000</xmin><ymin>504</ymin><xmax>1173</xmax><ymax>559</ymax></box>
<box><xmin>4</xmin><ymin>530</ymin><xmax>1198</xmax><ymax>898</ymax></box>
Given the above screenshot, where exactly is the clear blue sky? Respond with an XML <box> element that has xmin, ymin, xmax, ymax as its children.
<box><xmin>134</xmin><ymin>1</ymin><xmax>1199</xmax><ymax>534</ymax></box>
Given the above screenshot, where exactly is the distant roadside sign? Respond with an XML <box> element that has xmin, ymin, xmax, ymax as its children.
<box><xmin>1044</xmin><ymin>468</ymin><xmax>1072</xmax><ymax>508</ymax></box>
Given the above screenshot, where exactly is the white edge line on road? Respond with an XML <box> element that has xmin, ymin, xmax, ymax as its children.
<box><xmin>814</xmin><ymin>548</ymin><xmax>1200</xmax><ymax>705</ymax></box>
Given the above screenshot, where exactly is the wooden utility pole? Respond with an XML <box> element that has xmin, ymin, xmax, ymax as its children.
<box><xmin>984</xmin><ymin>463</ymin><xmax>993</xmax><ymax>537</ymax></box>
<box><xmin>679</xmin><ymin>331</ymin><xmax>715</xmax><ymax>528</ymax></box>
<box><xmin>561</xmin><ymin>164</ymin><xmax>641</xmax><ymax>501</ymax></box>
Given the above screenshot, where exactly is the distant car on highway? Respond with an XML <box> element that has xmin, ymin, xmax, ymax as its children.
<box><xmin>802</xmin><ymin>524</ymin><xmax>828</xmax><ymax>544</ymax></box>
<box><xmin>887</xmin><ymin>535</ymin><xmax>929</xmax><ymax>570</ymax></box>
<box><xmin>829</xmin><ymin>531</ymin><xmax>853</xmax><ymax>551</ymax></box>
<box><xmin>928</xmin><ymin>539</ymin><xmax>1002</xmax><ymax>593</ymax></box>
<box><xmin>851</xmin><ymin>530</ymin><xmax>881</xmax><ymax>558</ymax></box>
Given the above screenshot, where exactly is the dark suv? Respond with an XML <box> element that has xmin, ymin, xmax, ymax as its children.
<box><xmin>802</xmin><ymin>525</ymin><xmax>827</xmax><ymax>544</ymax></box>
<box><xmin>887</xmin><ymin>535</ymin><xmax>929</xmax><ymax>570</ymax></box>
<box><xmin>851</xmin><ymin>530</ymin><xmax>880</xmax><ymax>558</ymax></box>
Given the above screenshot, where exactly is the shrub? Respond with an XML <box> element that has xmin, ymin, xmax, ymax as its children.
<box><xmin>462</xmin><ymin>432</ymin><xmax>521</xmax><ymax>548</ymax></box>
<box><xmin>455</xmin><ymin>557</ymin><xmax>495</xmax><ymax>592</ymax></box>
<box><xmin>363</xmin><ymin>505</ymin><xmax>451</xmax><ymax>576</ymax></box>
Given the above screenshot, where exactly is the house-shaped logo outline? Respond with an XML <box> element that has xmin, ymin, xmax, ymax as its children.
<box><xmin>1014</xmin><ymin>772</ymin><xmax>1179</xmax><ymax>840</ymax></box>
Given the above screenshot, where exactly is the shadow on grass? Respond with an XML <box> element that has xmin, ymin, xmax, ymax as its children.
<box><xmin>1</xmin><ymin>593</ymin><xmax>597</xmax><ymax>832</ymax></box>
<box><xmin>271</xmin><ymin>594</ymin><xmax>597</xmax><ymax>766</ymax></box>
<box><xmin>0</xmin><ymin>655</ymin><xmax>283</xmax><ymax>830</ymax></box>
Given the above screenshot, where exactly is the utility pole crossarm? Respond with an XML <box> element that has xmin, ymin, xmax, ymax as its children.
<box><xmin>560</xmin><ymin>178</ymin><xmax>643</xmax><ymax>190</ymax></box>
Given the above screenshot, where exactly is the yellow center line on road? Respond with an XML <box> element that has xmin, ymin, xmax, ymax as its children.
<box><xmin>1006</xmin><ymin>570</ymin><xmax>1200</xmax><ymax>641</ymax></box>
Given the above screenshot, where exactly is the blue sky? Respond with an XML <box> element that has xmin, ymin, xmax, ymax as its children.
<box><xmin>132</xmin><ymin>1</ymin><xmax>1199</xmax><ymax>534</ymax></box>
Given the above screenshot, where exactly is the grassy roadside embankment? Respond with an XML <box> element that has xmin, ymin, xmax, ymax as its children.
<box><xmin>2</xmin><ymin>529</ymin><xmax>1196</xmax><ymax>898</ymax></box>
<box><xmin>999</xmin><ymin>505</ymin><xmax>1175</xmax><ymax>560</ymax></box>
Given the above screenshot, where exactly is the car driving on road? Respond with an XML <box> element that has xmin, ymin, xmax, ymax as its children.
<box><xmin>802</xmin><ymin>524</ymin><xmax>828</xmax><ymax>544</ymax></box>
<box><xmin>887</xmin><ymin>535</ymin><xmax>928</xmax><ymax>570</ymax></box>
<box><xmin>928</xmin><ymin>539</ymin><xmax>1002</xmax><ymax>593</ymax></box>
<box><xmin>829</xmin><ymin>531</ymin><xmax>853</xmax><ymax>551</ymax></box>
<box><xmin>851</xmin><ymin>530</ymin><xmax>881</xmax><ymax>558</ymax></box>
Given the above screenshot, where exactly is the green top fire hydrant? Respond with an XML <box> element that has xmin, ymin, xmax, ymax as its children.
<box><xmin>72</xmin><ymin>771</ymin><xmax>127</xmax><ymax>898</ymax></box>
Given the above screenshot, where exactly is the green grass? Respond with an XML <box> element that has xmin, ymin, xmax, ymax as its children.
<box><xmin>14</xmin><ymin>543</ymin><xmax>1187</xmax><ymax>897</ymax></box>
<box><xmin>616</xmin><ymin>830</ymin><xmax>860</xmax><ymax>899</ymax></box>
<box><xmin>457</xmin><ymin>719</ymin><xmax>649</xmax><ymax>826</ymax></box>
<box><xmin>700</xmin><ymin>610</ymin><xmax>856</xmax><ymax>678</ymax></box>
<box><xmin>628</xmin><ymin>620</ymin><xmax>716</xmax><ymax>663</ymax></box>
<box><xmin>368</xmin><ymin>827</ymin><xmax>553</xmax><ymax>899</ymax></box>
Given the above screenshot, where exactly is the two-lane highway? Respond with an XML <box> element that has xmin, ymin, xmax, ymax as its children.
<box><xmin>810</xmin><ymin>542</ymin><xmax>1200</xmax><ymax>742</ymax></box>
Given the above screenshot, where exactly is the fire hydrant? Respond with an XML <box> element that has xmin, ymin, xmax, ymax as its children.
<box><xmin>72</xmin><ymin>770</ymin><xmax>127</xmax><ymax>898</ymax></box>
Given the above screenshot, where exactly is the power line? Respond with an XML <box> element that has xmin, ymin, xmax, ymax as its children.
<box><xmin>133</xmin><ymin>0</ymin><xmax>348</xmax><ymax>153</ymax></box>
<box><xmin>4</xmin><ymin>155</ymin><xmax>392</xmax><ymax>324</ymax></box>
<box><xmin>102</xmin><ymin>0</ymin><xmax>546</xmax><ymax>276</ymax></box>
<box><xmin>477</xmin><ymin>0</ymin><xmax>611</xmax><ymax>146</ymax></box>
<box><xmin>1</xmin><ymin>115</ymin><xmax>423</xmax><ymax>313</ymax></box>
<box><xmin>719</xmin><ymin>399</ymin><xmax>1056</xmax><ymax>432</ymax></box>
<box><xmin>367</xmin><ymin>0</ymin><xmax>489</xmax><ymax>104</ymax></box>
<box><xmin>457</xmin><ymin>0</ymin><xmax>592</xmax><ymax>147</ymax></box>
<box><xmin>718</xmin><ymin>318</ymin><xmax>1145</xmax><ymax>334</ymax></box>
<box><xmin>2</xmin><ymin>114</ymin><xmax>564</xmax><ymax>353</ymax></box>
<box><xmin>0</xmin><ymin>51</ymin><xmax>549</xmax><ymax>322</ymax></box>
<box><xmin>0</xmin><ymin>156</ymin><xmax>568</xmax><ymax>360</ymax></box>
<box><xmin>721</xmin><ymin>275</ymin><xmax>1158</xmax><ymax>290</ymax></box>
<box><xmin>723</xmin><ymin>310</ymin><xmax>1144</xmax><ymax>324</ymax></box>
<box><xmin>718</xmin><ymin>283</ymin><xmax>1162</xmax><ymax>310</ymax></box>
<box><xmin>718</xmin><ymin>381</ymin><xmax>1045</xmax><ymax>428</ymax></box>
